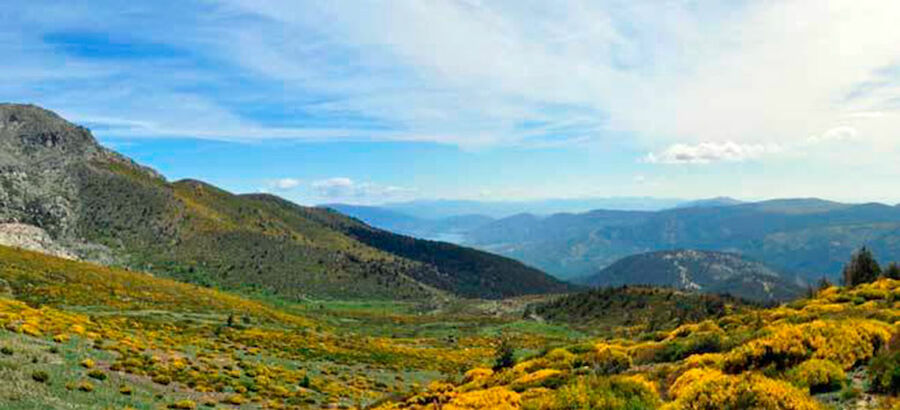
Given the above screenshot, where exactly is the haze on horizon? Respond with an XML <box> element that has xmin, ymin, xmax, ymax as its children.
<box><xmin>4</xmin><ymin>1</ymin><xmax>900</xmax><ymax>206</ymax></box>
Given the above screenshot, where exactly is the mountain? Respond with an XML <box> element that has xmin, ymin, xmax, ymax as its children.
<box><xmin>0</xmin><ymin>103</ymin><xmax>572</xmax><ymax>300</ymax></box>
<box><xmin>323</xmin><ymin>203</ymin><xmax>493</xmax><ymax>243</ymax></box>
<box><xmin>380</xmin><ymin>197</ymin><xmax>685</xmax><ymax>219</ymax></box>
<box><xmin>577</xmin><ymin>250</ymin><xmax>804</xmax><ymax>301</ymax></box>
<box><xmin>462</xmin><ymin>199</ymin><xmax>900</xmax><ymax>280</ymax></box>
<box><xmin>674</xmin><ymin>196</ymin><xmax>744</xmax><ymax>209</ymax></box>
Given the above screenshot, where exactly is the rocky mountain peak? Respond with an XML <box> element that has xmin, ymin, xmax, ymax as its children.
<box><xmin>0</xmin><ymin>104</ymin><xmax>105</xmax><ymax>166</ymax></box>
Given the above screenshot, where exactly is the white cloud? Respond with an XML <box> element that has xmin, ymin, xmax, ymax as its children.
<box><xmin>309</xmin><ymin>177</ymin><xmax>415</xmax><ymax>203</ymax></box>
<box><xmin>271</xmin><ymin>178</ymin><xmax>300</xmax><ymax>190</ymax></box>
<box><xmin>807</xmin><ymin>126</ymin><xmax>858</xmax><ymax>144</ymax></box>
<box><xmin>645</xmin><ymin>142</ymin><xmax>783</xmax><ymax>165</ymax></box>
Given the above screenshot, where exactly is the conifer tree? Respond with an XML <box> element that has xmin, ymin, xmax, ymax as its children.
<box><xmin>885</xmin><ymin>262</ymin><xmax>900</xmax><ymax>280</ymax></box>
<box><xmin>842</xmin><ymin>246</ymin><xmax>881</xmax><ymax>287</ymax></box>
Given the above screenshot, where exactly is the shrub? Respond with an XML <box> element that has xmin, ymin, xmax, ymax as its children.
<box><xmin>586</xmin><ymin>343</ymin><xmax>632</xmax><ymax>375</ymax></box>
<box><xmin>462</xmin><ymin>368</ymin><xmax>494</xmax><ymax>384</ymax></box>
<box><xmin>493</xmin><ymin>338</ymin><xmax>516</xmax><ymax>371</ymax></box>
<box><xmin>868</xmin><ymin>350</ymin><xmax>900</xmax><ymax>395</ymax></box>
<box><xmin>80</xmin><ymin>358</ymin><xmax>95</xmax><ymax>369</ymax></box>
<box><xmin>119</xmin><ymin>385</ymin><xmax>133</xmax><ymax>395</ymax></box>
<box><xmin>544</xmin><ymin>348</ymin><xmax>576</xmax><ymax>370</ymax></box>
<box><xmin>1</xmin><ymin>346</ymin><xmax>12</xmax><ymax>355</ymax></box>
<box><xmin>153</xmin><ymin>374</ymin><xmax>173</xmax><ymax>385</ymax></box>
<box><xmin>444</xmin><ymin>387</ymin><xmax>520</xmax><ymax>410</ymax></box>
<box><xmin>77</xmin><ymin>380</ymin><xmax>94</xmax><ymax>392</ymax></box>
<box><xmin>168</xmin><ymin>400</ymin><xmax>197</xmax><ymax>409</ymax></box>
<box><xmin>667</xmin><ymin>369</ymin><xmax>820</xmax><ymax>410</ymax></box>
<box><xmin>724</xmin><ymin>319</ymin><xmax>891</xmax><ymax>372</ymax></box>
<box><xmin>31</xmin><ymin>370</ymin><xmax>50</xmax><ymax>383</ymax></box>
<box><xmin>543</xmin><ymin>375</ymin><xmax>660</xmax><ymax>410</ymax></box>
<box><xmin>788</xmin><ymin>359</ymin><xmax>845</xmax><ymax>393</ymax></box>
<box><xmin>87</xmin><ymin>369</ymin><xmax>107</xmax><ymax>380</ymax></box>
<box><xmin>511</xmin><ymin>369</ymin><xmax>566</xmax><ymax>391</ymax></box>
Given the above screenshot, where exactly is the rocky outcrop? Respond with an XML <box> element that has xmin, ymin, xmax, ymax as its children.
<box><xmin>0</xmin><ymin>223</ymin><xmax>77</xmax><ymax>260</ymax></box>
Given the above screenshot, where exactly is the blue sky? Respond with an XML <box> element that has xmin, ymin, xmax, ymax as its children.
<box><xmin>4</xmin><ymin>1</ymin><xmax>900</xmax><ymax>205</ymax></box>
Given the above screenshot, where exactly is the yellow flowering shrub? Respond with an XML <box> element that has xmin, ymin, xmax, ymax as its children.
<box><xmin>787</xmin><ymin>359</ymin><xmax>845</xmax><ymax>393</ymax></box>
<box><xmin>682</xmin><ymin>353</ymin><xmax>725</xmax><ymax>370</ymax></box>
<box><xmin>666</xmin><ymin>369</ymin><xmax>821</xmax><ymax>410</ymax></box>
<box><xmin>444</xmin><ymin>387</ymin><xmax>521</xmax><ymax>410</ymax></box>
<box><xmin>462</xmin><ymin>367</ymin><xmax>494</xmax><ymax>384</ymax></box>
<box><xmin>512</xmin><ymin>369</ymin><xmax>567</xmax><ymax>391</ymax></box>
<box><xmin>585</xmin><ymin>343</ymin><xmax>632</xmax><ymax>375</ymax></box>
<box><xmin>724</xmin><ymin>319</ymin><xmax>892</xmax><ymax>371</ymax></box>
<box><xmin>544</xmin><ymin>348</ymin><xmax>576</xmax><ymax>370</ymax></box>
<box><xmin>534</xmin><ymin>374</ymin><xmax>660</xmax><ymax>410</ymax></box>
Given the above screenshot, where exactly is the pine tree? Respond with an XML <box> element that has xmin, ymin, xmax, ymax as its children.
<box><xmin>842</xmin><ymin>246</ymin><xmax>881</xmax><ymax>287</ymax></box>
<box><xmin>885</xmin><ymin>262</ymin><xmax>900</xmax><ymax>280</ymax></box>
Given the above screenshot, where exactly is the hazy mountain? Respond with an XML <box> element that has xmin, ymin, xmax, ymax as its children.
<box><xmin>322</xmin><ymin>203</ymin><xmax>493</xmax><ymax>243</ymax></box>
<box><xmin>380</xmin><ymin>197</ymin><xmax>685</xmax><ymax>219</ymax></box>
<box><xmin>462</xmin><ymin>198</ymin><xmax>900</xmax><ymax>280</ymax></box>
<box><xmin>577</xmin><ymin>250</ymin><xmax>804</xmax><ymax>302</ymax></box>
<box><xmin>674</xmin><ymin>196</ymin><xmax>744</xmax><ymax>209</ymax></box>
<box><xmin>0</xmin><ymin>104</ymin><xmax>573</xmax><ymax>300</ymax></box>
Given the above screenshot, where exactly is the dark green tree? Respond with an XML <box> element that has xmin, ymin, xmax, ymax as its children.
<box><xmin>885</xmin><ymin>262</ymin><xmax>900</xmax><ymax>280</ymax></box>
<box><xmin>492</xmin><ymin>337</ymin><xmax>515</xmax><ymax>371</ymax></box>
<box><xmin>842</xmin><ymin>246</ymin><xmax>881</xmax><ymax>287</ymax></box>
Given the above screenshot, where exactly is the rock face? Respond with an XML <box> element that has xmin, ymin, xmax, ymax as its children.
<box><xmin>0</xmin><ymin>223</ymin><xmax>77</xmax><ymax>260</ymax></box>
<box><xmin>0</xmin><ymin>104</ymin><xmax>162</xmax><ymax>262</ymax></box>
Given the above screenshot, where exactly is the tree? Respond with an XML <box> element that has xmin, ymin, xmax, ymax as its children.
<box><xmin>885</xmin><ymin>262</ymin><xmax>900</xmax><ymax>280</ymax></box>
<box><xmin>492</xmin><ymin>337</ymin><xmax>515</xmax><ymax>371</ymax></box>
<box><xmin>842</xmin><ymin>246</ymin><xmax>881</xmax><ymax>287</ymax></box>
<box><xmin>817</xmin><ymin>277</ymin><xmax>833</xmax><ymax>292</ymax></box>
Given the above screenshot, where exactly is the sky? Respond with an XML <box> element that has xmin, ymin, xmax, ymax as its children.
<box><xmin>3</xmin><ymin>1</ymin><xmax>900</xmax><ymax>205</ymax></box>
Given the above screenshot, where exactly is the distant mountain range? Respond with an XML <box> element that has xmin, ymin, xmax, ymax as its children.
<box><xmin>576</xmin><ymin>250</ymin><xmax>804</xmax><ymax>302</ymax></box>
<box><xmin>322</xmin><ymin>204</ymin><xmax>492</xmax><ymax>243</ymax></box>
<box><xmin>330</xmin><ymin>197</ymin><xmax>900</xmax><ymax>282</ymax></box>
<box><xmin>0</xmin><ymin>103</ymin><xmax>573</xmax><ymax>300</ymax></box>
<box><xmin>373</xmin><ymin>197</ymin><xmax>688</xmax><ymax>219</ymax></box>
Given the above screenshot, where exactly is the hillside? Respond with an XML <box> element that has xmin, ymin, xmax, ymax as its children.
<box><xmin>0</xmin><ymin>244</ymin><xmax>584</xmax><ymax>408</ymax></box>
<box><xmin>0</xmin><ymin>103</ymin><xmax>571</xmax><ymax>300</ymax></box>
<box><xmin>463</xmin><ymin>199</ymin><xmax>900</xmax><ymax>280</ymax></box>
<box><xmin>525</xmin><ymin>286</ymin><xmax>761</xmax><ymax>334</ymax></box>
<box><xmin>383</xmin><ymin>278</ymin><xmax>900</xmax><ymax>409</ymax></box>
<box><xmin>579</xmin><ymin>250</ymin><xmax>804</xmax><ymax>302</ymax></box>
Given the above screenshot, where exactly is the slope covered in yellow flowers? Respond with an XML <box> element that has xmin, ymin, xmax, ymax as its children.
<box><xmin>0</xmin><ymin>245</ymin><xmax>546</xmax><ymax>408</ymax></box>
<box><xmin>381</xmin><ymin>280</ymin><xmax>900</xmax><ymax>409</ymax></box>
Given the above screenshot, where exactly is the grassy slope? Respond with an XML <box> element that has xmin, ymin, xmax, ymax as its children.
<box><xmin>526</xmin><ymin>286</ymin><xmax>763</xmax><ymax>336</ymax></box>
<box><xmin>382</xmin><ymin>279</ymin><xmax>900</xmax><ymax>409</ymax></box>
<box><xmin>0</xmin><ymin>245</ymin><xmax>581</xmax><ymax>408</ymax></box>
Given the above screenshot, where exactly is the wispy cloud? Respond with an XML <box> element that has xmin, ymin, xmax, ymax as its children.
<box><xmin>645</xmin><ymin>142</ymin><xmax>783</xmax><ymax>165</ymax></box>
<box><xmin>309</xmin><ymin>177</ymin><xmax>415</xmax><ymax>203</ymax></box>
<box><xmin>5</xmin><ymin>0</ymin><xmax>900</xmax><ymax>154</ymax></box>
